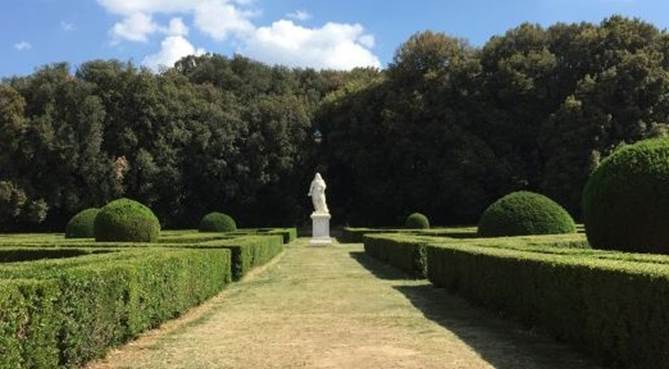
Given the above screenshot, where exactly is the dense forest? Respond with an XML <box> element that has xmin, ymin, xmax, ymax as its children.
<box><xmin>2</xmin><ymin>16</ymin><xmax>669</xmax><ymax>230</ymax></box>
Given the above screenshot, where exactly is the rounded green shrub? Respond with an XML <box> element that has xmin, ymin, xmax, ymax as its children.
<box><xmin>583</xmin><ymin>138</ymin><xmax>669</xmax><ymax>253</ymax></box>
<box><xmin>405</xmin><ymin>212</ymin><xmax>430</xmax><ymax>229</ymax></box>
<box><xmin>199</xmin><ymin>212</ymin><xmax>237</xmax><ymax>233</ymax></box>
<box><xmin>65</xmin><ymin>208</ymin><xmax>100</xmax><ymax>238</ymax></box>
<box><xmin>478</xmin><ymin>191</ymin><xmax>576</xmax><ymax>237</ymax></box>
<box><xmin>94</xmin><ymin>198</ymin><xmax>160</xmax><ymax>242</ymax></box>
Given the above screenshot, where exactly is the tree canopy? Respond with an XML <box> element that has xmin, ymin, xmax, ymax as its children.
<box><xmin>1</xmin><ymin>16</ymin><xmax>668</xmax><ymax>230</ymax></box>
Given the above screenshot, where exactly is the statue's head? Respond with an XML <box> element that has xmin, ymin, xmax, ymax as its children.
<box><xmin>314</xmin><ymin>173</ymin><xmax>323</xmax><ymax>181</ymax></box>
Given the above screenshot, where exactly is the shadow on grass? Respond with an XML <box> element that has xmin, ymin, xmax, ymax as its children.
<box><xmin>350</xmin><ymin>250</ymin><xmax>602</xmax><ymax>369</ymax></box>
<box><xmin>394</xmin><ymin>285</ymin><xmax>603</xmax><ymax>369</ymax></box>
<box><xmin>348</xmin><ymin>251</ymin><xmax>422</xmax><ymax>280</ymax></box>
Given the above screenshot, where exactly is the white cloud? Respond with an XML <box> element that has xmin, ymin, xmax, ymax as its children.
<box><xmin>286</xmin><ymin>10</ymin><xmax>311</xmax><ymax>21</ymax></box>
<box><xmin>14</xmin><ymin>41</ymin><xmax>32</xmax><ymax>51</ymax></box>
<box><xmin>110</xmin><ymin>12</ymin><xmax>159</xmax><ymax>43</ymax></box>
<box><xmin>166</xmin><ymin>17</ymin><xmax>189</xmax><ymax>36</ymax></box>
<box><xmin>97</xmin><ymin>0</ymin><xmax>381</xmax><ymax>71</ymax></box>
<box><xmin>358</xmin><ymin>34</ymin><xmax>375</xmax><ymax>48</ymax></box>
<box><xmin>61</xmin><ymin>21</ymin><xmax>76</xmax><ymax>32</ymax></box>
<box><xmin>194</xmin><ymin>0</ymin><xmax>255</xmax><ymax>40</ymax></box>
<box><xmin>243</xmin><ymin>20</ymin><xmax>381</xmax><ymax>70</ymax></box>
<box><xmin>143</xmin><ymin>35</ymin><xmax>205</xmax><ymax>71</ymax></box>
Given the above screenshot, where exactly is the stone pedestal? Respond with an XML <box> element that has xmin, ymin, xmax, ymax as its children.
<box><xmin>310</xmin><ymin>213</ymin><xmax>332</xmax><ymax>246</ymax></box>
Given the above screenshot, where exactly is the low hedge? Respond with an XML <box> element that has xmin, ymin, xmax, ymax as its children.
<box><xmin>0</xmin><ymin>248</ymin><xmax>106</xmax><ymax>263</ymax></box>
<box><xmin>363</xmin><ymin>234</ymin><xmax>427</xmax><ymax>277</ymax></box>
<box><xmin>0</xmin><ymin>279</ymin><xmax>60</xmax><ymax>368</ymax></box>
<box><xmin>341</xmin><ymin>226</ymin><xmax>478</xmax><ymax>244</ymax></box>
<box><xmin>425</xmin><ymin>238</ymin><xmax>669</xmax><ymax>369</ymax></box>
<box><xmin>0</xmin><ymin>248</ymin><xmax>231</xmax><ymax>368</ymax></box>
<box><xmin>200</xmin><ymin>235</ymin><xmax>284</xmax><ymax>280</ymax></box>
<box><xmin>230</xmin><ymin>228</ymin><xmax>297</xmax><ymax>244</ymax></box>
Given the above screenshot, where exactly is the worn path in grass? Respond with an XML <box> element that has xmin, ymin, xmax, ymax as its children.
<box><xmin>89</xmin><ymin>239</ymin><xmax>601</xmax><ymax>369</ymax></box>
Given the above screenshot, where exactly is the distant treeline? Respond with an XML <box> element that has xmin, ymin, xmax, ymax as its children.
<box><xmin>1</xmin><ymin>16</ymin><xmax>668</xmax><ymax>230</ymax></box>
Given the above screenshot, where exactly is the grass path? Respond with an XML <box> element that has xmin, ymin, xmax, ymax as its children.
<box><xmin>89</xmin><ymin>239</ymin><xmax>601</xmax><ymax>369</ymax></box>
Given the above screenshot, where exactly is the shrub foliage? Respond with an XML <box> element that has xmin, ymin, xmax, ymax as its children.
<box><xmin>405</xmin><ymin>213</ymin><xmax>430</xmax><ymax>229</ymax></box>
<box><xmin>477</xmin><ymin>191</ymin><xmax>576</xmax><ymax>237</ymax></box>
<box><xmin>583</xmin><ymin>138</ymin><xmax>669</xmax><ymax>252</ymax></box>
<box><xmin>94</xmin><ymin>199</ymin><xmax>161</xmax><ymax>242</ymax></box>
<box><xmin>65</xmin><ymin>208</ymin><xmax>99</xmax><ymax>238</ymax></box>
<box><xmin>425</xmin><ymin>237</ymin><xmax>669</xmax><ymax>369</ymax></box>
<box><xmin>199</xmin><ymin>212</ymin><xmax>237</xmax><ymax>233</ymax></box>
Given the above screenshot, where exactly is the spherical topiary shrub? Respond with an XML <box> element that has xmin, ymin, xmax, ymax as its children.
<box><xmin>94</xmin><ymin>198</ymin><xmax>160</xmax><ymax>243</ymax></box>
<box><xmin>405</xmin><ymin>212</ymin><xmax>430</xmax><ymax>229</ymax></box>
<box><xmin>65</xmin><ymin>208</ymin><xmax>100</xmax><ymax>238</ymax></box>
<box><xmin>583</xmin><ymin>138</ymin><xmax>669</xmax><ymax>253</ymax></box>
<box><xmin>199</xmin><ymin>212</ymin><xmax>237</xmax><ymax>233</ymax></box>
<box><xmin>478</xmin><ymin>191</ymin><xmax>576</xmax><ymax>237</ymax></box>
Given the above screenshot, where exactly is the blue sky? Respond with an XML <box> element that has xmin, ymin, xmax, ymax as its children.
<box><xmin>2</xmin><ymin>0</ymin><xmax>669</xmax><ymax>77</ymax></box>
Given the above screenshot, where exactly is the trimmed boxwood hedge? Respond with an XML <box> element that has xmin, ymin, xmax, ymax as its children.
<box><xmin>583</xmin><ymin>138</ymin><xmax>669</xmax><ymax>253</ymax></box>
<box><xmin>230</xmin><ymin>228</ymin><xmax>298</xmax><ymax>244</ymax></box>
<box><xmin>199</xmin><ymin>212</ymin><xmax>237</xmax><ymax>233</ymax></box>
<box><xmin>0</xmin><ymin>247</ymin><xmax>231</xmax><ymax>368</ymax></box>
<box><xmin>340</xmin><ymin>227</ymin><xmax>478</xmax><ymax>244</ymax></box>
<box><xmin>200</xmin><ymin>235</ymin><xmax>284</xmax><ymax>280</ymax></box>
<box><xmin>65</xmin><ymin>208</ymin><xmax>99</xmax><ymax>238</ymax></box>
<box><xmin>363</xmin><ymin>234</ymin><xmax>427</xmax><ymax>277</ymax></box>
<box><xmin>425</xmin><ymin>237</ymin><xmax>669</xmax><ymax>369</ymax></box>
<box><xmin>405</xmin><ymin>212</ymin><xmax>430</xmax><ymax>229</ymax></box>
<box><xmin>94</xmin><ymin>198</ymin><xmax>161</xmax><ymax>243</ymax></box>
<box><xmin>0</xmin><ymin>279</ymin><xmax>60</xmax><ymax>368</ymax></box>
<box><xmin>478</xmin><ymin>191</ymin><xmax>576</xmax><ymax>237</ymax></box>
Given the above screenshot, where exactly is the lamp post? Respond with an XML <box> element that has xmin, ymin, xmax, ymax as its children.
<box><xmin>313</xmin><ymin>129</ymin><xmax>323</xmax><ymax>144</ymax></box>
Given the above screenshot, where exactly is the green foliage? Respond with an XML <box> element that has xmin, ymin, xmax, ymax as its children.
<box><xmin>425</xmin><ymin>236</ymin><xmax>669</xmax><ymax>369</ymax></box>
<box><xmin>363</xmin><ymin>235</ymin><xmax>427</xmax><ymax>277</ymax></box>
<box><xmin>199</xmin><ymin>212</ymin><xmax>237</xmax><ymax>233</ymax></box>
<box><xmin>478</xmin><ymin>191</ymin><xmax>576</xmax><ymax>237</ymax></box>
<box><xmin>583</xmin><ymin>138</ymin><xmax>669</xmax><ymax>252</ymax></box>
<box><xmin>340</xmin><ymin>226</ymin><xmax>478</xmax><ymax>244</ymax></box>
<box><xmin>405</xmin><ymin>212</ymin><xmax>430</xmax><ymax>229</ymax></box>
<box><xmin>94</xmin><ymin>199</ymin><xmax>160</xmax><ymax>243</ymax></box>
<box><xmin>65</xmin><ymin>208</ymin><xmax>99</xmax><ymax>238</ymax></box>
<box><xmin>3</xmin><ymin>16</ymin><xmax>669</xmax><ymax>228</ymax></box>
<box><xmin>0</xmin><ymin>279</ymin><xmax>59</xmax><ymax>369</ymax></box>
<box><xmin>230</xmin><ymin>227</ymin><xmax>298</xmax><ymax>244</ymax></box>
<box><xmin>198</xmin><ymin>236</ymin><xmax>284</xmax><ymax>280</ymax></box>
<box><xmin>0</xmin><ymin>247</ymin><xmax>231</xmax><ymax>368</ymax></box>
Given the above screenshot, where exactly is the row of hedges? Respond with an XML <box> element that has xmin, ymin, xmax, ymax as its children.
<box><xmin>363</xmin><ymin>234</ymin><xmax>427</xmax><ymax>277</ymax></box>
<box><xmin>0</xmin><ymin>247</ymin><xmax>232</xmax><ymax>368</ymax></box>
<box><xmin>341</xmin><ymin>227</ymin><xmax>477</xmax><ymax>244</ymax></box>
<box><xmin>230</xmin><ymin>228</ymin><xmax>298</xmax><ymax>244</ymax></box>
<box><xmin>425</xmin><ymin>239</ymin><xmax>669</xmax><ymax>369</ymax></box>
<box><xmin>200</xmin><ymin>236</ymin><xmax>284</xmax><ymax>280</ymax></box>
<box><xmin>362</xmin><ymin>232</ymin><xmax>587</xmax><ymax>278</ymax></box>
<box><xmin>362</xmin><ymin>233</ymin><xmax>669</xmax><ymax>368</ymax></box>
<box><xmin>0</xmin><ymin>233</ymin><xmax>286</xmax><ymax>281</ymax></box>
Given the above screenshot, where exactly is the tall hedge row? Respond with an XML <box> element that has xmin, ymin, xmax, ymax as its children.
<box><xmin>425</xmin><ymin>239</ymin><xmax>669</xmax><ymax>369</ymax></box>
<box><xmin>0</xmin><ymin>279</ymin><xmax>60</xmax><ymax>368</ymax></box>
<box><xmin>0</xmin><ymin>248</ymin><xmax>231</xmax><ymax>368</ymax></box>
<box><xmin>363</xmin><ymin>234</ymin><xmax>427</xmax><ymax>277</ymax></box>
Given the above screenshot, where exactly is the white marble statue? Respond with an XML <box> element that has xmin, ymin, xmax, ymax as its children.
<box><xmin>308</xmin><ymin>173</ymin><xmax>331</xmax><ymax>245</ymax></box>
<box><xmin>308</xmin><ymin>172</ymin><xmax>329</xmax><ymax>214</ymax></box>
